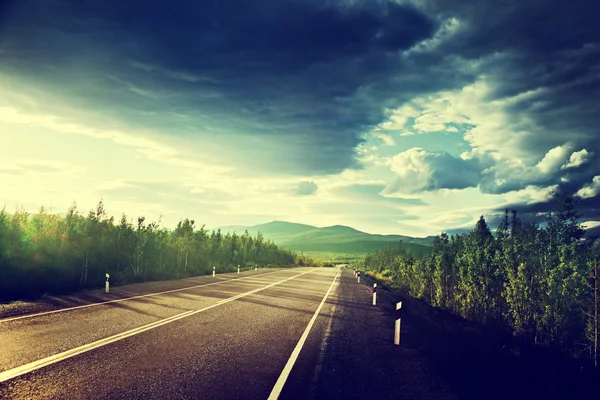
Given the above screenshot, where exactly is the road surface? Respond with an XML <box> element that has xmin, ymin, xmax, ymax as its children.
<box><xmin>0</xmin><ymin>266</ymin><xmax>452</xmax><ymax>399</ymax></box>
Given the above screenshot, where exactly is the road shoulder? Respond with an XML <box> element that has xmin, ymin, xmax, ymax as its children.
<box><xmin>285</xmin><ymin>267</ymin><xmax>455</xmax><ymax>400</ymax></box>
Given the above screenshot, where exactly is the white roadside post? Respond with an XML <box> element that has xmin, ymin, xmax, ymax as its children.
<box><xmin>394</xmin><ymin>301</ymin><xmax>402</xmax><ymax>345</ymax></box>
<box><xmin>213</xmin><ymin>266</ymin><xmax>216</xmax><ymax>278</ymax></box>
<box><xmin>357</xmin><ymin>271</ymin><xmax>360</xmax><ymax>283</ymax></box>
<box><xmin>105</xmin><ymin>273</ymin><xmax>110</xmax><ymax>294</ymax></box>
<box><xmin>372</xmin><ymin>283</ymin><xmax>377</xmax><ymax>305</ymax></box>
<box><xmin>255</xmin><ymin>264</ymin><xmax>257</xmax><ymax>272</ymax></box>
<box><xmin>238</xmin><ymin>265</ymin><xmax>240</xmax><ymax>274</ymax></box>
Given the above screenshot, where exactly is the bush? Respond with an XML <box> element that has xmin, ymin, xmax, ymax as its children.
<box><xmin>380</xmin><ymin>269</ymin><xmax>393</xmax><ymax>278</ymax></box>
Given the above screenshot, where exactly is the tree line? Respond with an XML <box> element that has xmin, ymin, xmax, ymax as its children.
<box><xmin>357</xmin><ymin>194</ymin><xmax>600</xmax><ymax>367</ymax></box>
<box><xmin>0</xmin><ymin>200</ymin><xmax>316</xmax><ymax>302</ymax></box>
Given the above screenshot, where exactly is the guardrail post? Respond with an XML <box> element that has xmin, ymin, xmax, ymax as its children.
<box><xmin>372</xmin><ymin>283</ymin><xmax>377</xmax><ymax>305</ymax></box>
<box><xmin>394</xmin><ymin>302</ymin><xmax>402</xmax><ymax>345</ymax></box>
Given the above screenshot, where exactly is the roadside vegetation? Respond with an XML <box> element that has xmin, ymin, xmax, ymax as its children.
<box><xmin>297</xmin><ymin>251</ymin><xmax>365</xmax><ymax>264</ymax></box>
<box><xmin>356</xmin><ymin>193</ymin><xmax>600</xmax><ymax>367</ymax></box>
<box><xmin>0</xmin><ymin>200</ymin><xmax>320</xmax><ymax>302</ymax></box>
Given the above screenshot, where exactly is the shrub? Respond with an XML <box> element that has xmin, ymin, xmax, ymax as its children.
<box><xmin>380</xmin><ymin>269</ymin><xmax>393</xmax><ymax>278</ymax></box>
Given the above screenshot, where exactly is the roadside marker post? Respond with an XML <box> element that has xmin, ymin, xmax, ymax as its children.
<box><xmin>394</xmin><ymin>302</ymin><xmax>402</xmax><ymax>345</ymax></box>
<box><xmin>357</xmin><ymin>271</ymin><xmax>360</xmax><ymax>283</ymax></box>
<box><xmin>213</xmin><ymin>266</ymin><xmax>216</xmax><ymax>278</ymax></box>
<box><xmin>238</xmin><ymin>265</ymin><xmax>240</xmax><ymax>275</ymax></box>
<box><xmin>105</xmin><ymin>273</ymin><xmax>110</xmax><ymax>294</ymax></box>
<box><xmin>372</xmin><ymin>283</ymin><xmax>377</xmax><ymax>305</ymax></box>
<box><xmin>255</xmin><ymin>264</ymin><xmax>258</xmax><ymax>272</ymax></box>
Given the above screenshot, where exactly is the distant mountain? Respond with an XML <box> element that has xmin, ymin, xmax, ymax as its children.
<box><xmin>216</xmin><ymin>221</ymin><xmax>435</xmax><ymax>255</ymax></box>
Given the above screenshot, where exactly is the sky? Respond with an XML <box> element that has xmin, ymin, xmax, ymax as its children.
<box><xmin>0</xmin><ymin>0</ymin><xmax>599</xmax><ymax>237</ymax></box>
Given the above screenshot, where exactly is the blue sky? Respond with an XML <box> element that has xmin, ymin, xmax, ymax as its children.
<box><xmin>1</xmin><ymin>0</ymin><xmax>599</xmax><ymax>237</ymax></box>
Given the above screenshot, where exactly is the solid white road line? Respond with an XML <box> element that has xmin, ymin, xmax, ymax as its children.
<box><xmin>267</xmin><ymin>268</ymin><xmax>341</xmax><ymax>400</ymax></box>
<box><xmin>308</xmin><ymin>275</ymin><xmax>340</xmax><ymax>397</ymax></box>
<box><xmin>0</xmin><ymin>268</ymin><xmax>301</xmax><ymax>323</ymax></box>
<box><xmin>0</xmin><ymin>268</ymin><xmax>319</xmax><ymax>383</ymax></box>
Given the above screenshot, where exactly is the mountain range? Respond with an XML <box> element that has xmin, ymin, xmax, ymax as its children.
<box><xmin>216</xmin><ymin>221</ymin><xmax>435</xmax><ymax>255</ymax></box>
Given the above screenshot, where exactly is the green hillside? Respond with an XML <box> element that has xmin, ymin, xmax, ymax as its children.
<box><xmin>216</xmin><ymin>221</ymin><xmax>434</xmax><ymax>255</ymax></box>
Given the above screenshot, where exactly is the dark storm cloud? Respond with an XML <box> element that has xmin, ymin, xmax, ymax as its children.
<box><xmin>1</xmin><ymin>0</ymin><xmax>599</xmax><ymax>222</ymax></box>
<box><xmin>395</xmin><ymin>3</ymin><xmax>600</xmax><ymax>230</ymax></box>
<box><xmin>426</xmin><ymin>0</ymin><xmax>600</xmax><ymax>190</ymax></box>
<box><xmin>404</xmin><ymin>0</ymin><xmax>600</xmax><ymax>222</ymax></box>
<box><xmin>495</xmin><ymin>192</ymin><xmax>600</xmax><ymax>227</ymax></box>
<box><xmin>0</xmin><ymin>0</ymin><xmax>466</xmax><ymax>175</ymax></box>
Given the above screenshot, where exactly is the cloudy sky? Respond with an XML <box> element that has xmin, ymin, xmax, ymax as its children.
<box><xmin>1</xmin><ymin>0</ymin><xmax>599</xmax><ymax>237</ymax></box>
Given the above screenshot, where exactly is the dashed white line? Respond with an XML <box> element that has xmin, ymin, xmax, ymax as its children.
<box><xmin>0</xmin><ymin>268</ymin><xmax>319</xmax><ymax>383</ymax></box>
<box><xmin>0</xmin><ymin>268</ymin><xmax>301</xmax><ymax>323</ymax></box>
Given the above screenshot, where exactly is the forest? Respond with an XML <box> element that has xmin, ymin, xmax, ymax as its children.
<box><xmin>357</xmin><ymin>194</ymin><xmax>599</xmax><ymax>367</ymax></box>
<box><xmin>0</xmin><ymin>200</ymin><xmax>314</xmax><ymax>302</ymax></box>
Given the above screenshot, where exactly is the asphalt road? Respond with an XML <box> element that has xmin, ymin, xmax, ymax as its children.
<box><xmin>0</xmin><ymin>267</ymin><xmax>341</xmax><ymax>399</ymax></box>
<box><xmin>0</xmin><ymin>267</ymin><xmax>454</xmax><ymax>400</ymax></box>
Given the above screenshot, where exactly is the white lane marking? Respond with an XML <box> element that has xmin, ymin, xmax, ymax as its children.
<box><xmin>308</xmin><ymin>277</ymin><xmax>340</xmax><ymax>397</ymax></box>
<box><xmin>0</xmin><ymin>268</ymin><xmax>303</xmax><ymax>323</ymax></box>
<box><xmin>0</xmin><ymin>268</ymin><xmax>320</xmax><ymax>383</ymax></box>
<box><xmin>267</xmin><ymin>268</ymin><xmax>340</xmax><ymax>400</ymax></box>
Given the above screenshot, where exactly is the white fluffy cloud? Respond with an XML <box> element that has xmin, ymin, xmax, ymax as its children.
<box><xmin>479</xmin><ymin>143</ymin><xmax>592</xmax><ymax>194</ymax></box>
<box><xmin>378</xmin><ymin>69</ymin><xmax>595</xmax><ymax>203</ymax></box>
<box><xmin>380</xmin><ymin>142</ymin><xmax>585</xmax><ymax>199</ymax></box>
<box><xmin>562</xmin><ymin>148</ymin><xmax>591</xmax><ymax>169</ymax></box>
<box><xmin>403</xmin><ymin>17</ymin><xmax>463</xmax><ymax>55</ymax></box>
<box><xmin>582</xmin><ymin>220</ymin><xmax>600</xmax><ymax>230</ymax></box>
<box><xmin>371</xmin><ymin>132</ymin><xmax>396</xmax><ymax>146</ymax></box>
<box><xmin>379</xmin><ymin>90</ymin><xmax>469</xmax><ymax>135</ymax></box>
<box><xmin>377</xmin><ymin>71</ymin><xmax>595</xmax><ymax>196</ymax></box>
<box><xmin>379</xmin><ymin>104</ymin><xmax>420</xmax><ymax>132</ymax></box>
<box><xmin>575</xmin><ymin>175</ymin><xmax>600</xmax><ymax>199</ymax></box>
<box><xmin>383</xmin><ymin>148</ymin><xmax>480</xmax><ymax>195</ymax></box>
<box><xmin>379</xmin><ymin>72</ymin><xmax>595</xmax><ymax>195</ymax></box>
<box><xmin>536</xmin><ymin>143</ymin><xmax>573</xmax><ymax>174</ymax></box>
<box><xmin>503</xmin><ymin>184</ymin><xmax>559</xmax><ymax>205</ymax></box>
<box><xmin>411</xmin><ymin>96</ymin><xmax>469</xmax><ymax>133</ymax></box>
<box><xmin>381</xmin><ymin>75</ymin><xmax>552</xmax><ymax>159</ymax></box>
